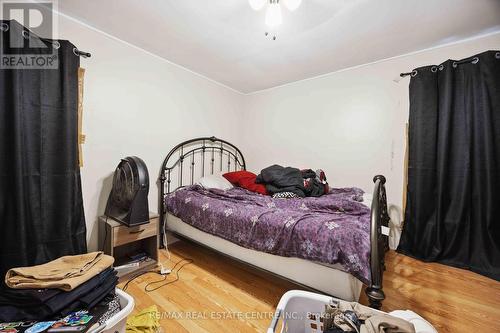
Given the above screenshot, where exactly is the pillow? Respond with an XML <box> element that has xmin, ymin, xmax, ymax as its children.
<box><xmin>223</xmin><ymin>171</ymin><xmax>268</xmax><ymax>195</ymax></box>
<box><xmin>223</xmin><ymin>170</ymin><xmax>255</xmax><ymax>184</ymax></box>
<box><xmin>197</xmin><ymin>174</ymin><xmax>233</xmax><ymax>190</ymax></box>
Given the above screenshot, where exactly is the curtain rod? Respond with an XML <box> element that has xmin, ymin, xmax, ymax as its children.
<box><xmin>399</xmin><ymin>71</ymin><xmax>417</xmax><ymax>78</ymax></box>
<box><xmin>74</xmin><ymin>49</ymin><xmax>91</xmax><ymax>58</ymax></box>
<box><xmin>1</xmin><ymin>22</ymin><xmax>92</xmax><ymax>59</ymax></box>
<box><xmin>400</xmin><ymin>55</ymin><xmax>481</xmax><ymax>77</ymax></box>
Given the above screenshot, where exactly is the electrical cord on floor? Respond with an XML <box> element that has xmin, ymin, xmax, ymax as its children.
<box><xmin>156</xmin><ymin>216</ymin><xmax>172</xmax><ymax>274</ymax></box>
<box><xmin>121</xmin><ymin>258</ymin><xmax>194</xmax><ymax>293</ymax></box>
<box><xmin>144</xmin><ymin>258</ymin><xmax>193</xmax><ymax>292</ymax></box>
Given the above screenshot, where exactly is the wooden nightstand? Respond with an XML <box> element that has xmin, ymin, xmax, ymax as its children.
<box><xmin>99</xmin><ymin>213</ymin><xmax>159</xmax><ymax>280</ymax></box>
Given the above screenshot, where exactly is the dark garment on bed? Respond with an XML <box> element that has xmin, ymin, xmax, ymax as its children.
<box><xmin>257</xmin><ymin>164</ymin><xmax>305</xmax><ymax>196</ymax></box>
<box><xmin>166</xmin><ymin>185</ymin><xmax>371</xmax><ymax>284</ymax></box>
<box><xmin>256</xmin><ymin>165</ymin><xmax>327</xmax><ymax>197</ymax></box>
<box><xmin>0</xmin><ymin>268</ymin><xmax>116</xmax><ymax>321</ymax></box>
<box><xmin>272</xmin><ymin>192</ymin><xmax>301</xmax><ymax>199</ymax></box>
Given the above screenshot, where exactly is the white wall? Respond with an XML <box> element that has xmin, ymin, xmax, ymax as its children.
<box><xmin>241</xmin><ymin>32</ymin><xmax>500</xmax><ymax>230</ymax></box>
<box><xmin>56</xmin><ymin>15</ymin><xmax>244</xmax><ymax>251</ymax></box>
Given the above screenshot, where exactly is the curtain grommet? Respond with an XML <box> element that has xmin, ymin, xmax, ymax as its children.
<box><xmin>471</xmin><ymin>57</ymin><xmax>479</xmax><ymax>64</ymax></box>
<box><xmin>52</xmin><ymin>40</ymin><xmax>60</xmax><ymax>49</ymax></box>
<box><xmin>73</xmin><ymin>47</ymin><xmax>79</xmax><ymax>56</ymax></box>
<box><xmin>22</xmin><ymin>30</ymin><xmax>30</xmax><ymax>39</ymax></box>
<box><xmin>411</xmin><ymin>70</ymin><xmax>418</xmax><ymax>77</ymax></box>
<box><xmin>431</xmin><ymin>66</ymin><xmax>438</xmax><ymax>73</ymax></box>
<box><xmin>0</xmin><ymin>22</ymin><xmax>9</xmax><ymax>32</ymax></box>
<box><xmin>495</xmin><ymin>52</ymin><xmax>500</xmax><ymax>59</ymax></box>
<box><xmin>452</xmin><ymin>61</ymin><xmax>458</xmax><ymax>68</ymax></box>
<box><xmin>438</xmin><ymin>64</ymin><xmax>444</xmax><ymax>71</ymax></box>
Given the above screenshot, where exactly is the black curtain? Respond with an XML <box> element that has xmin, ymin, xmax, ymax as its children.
<box><xmin>398</xmin><ymin>50</ymin><xmax>500</xmax><ymax>281</ymax></box>
<box><xmin>0</xmin><ymin>20</ymin><xmax>87</xmax><ymax>277</ymax></box>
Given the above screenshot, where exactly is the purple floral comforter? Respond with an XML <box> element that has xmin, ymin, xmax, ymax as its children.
<box><xmin>165</xmin><ymin>185</ymin><xmax>372</xmax><ymax>284</ymax></box>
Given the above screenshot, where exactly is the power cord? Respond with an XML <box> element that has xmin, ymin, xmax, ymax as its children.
<box><xmin>144</xmin><ymin>258</ymin><xmax>193</xmax><ymax>292</ymax></box>
<box><xmin>162</xmin><ymin>215</ymin><xmax>172</xmax><ymax>260</ymax></box>
<box><xmin>120</xmin><ymin>213</ymin><xmax>188</xmax><ymax>292</ymax></box>
<box><xmin>157</xmin><ymin>213</ymin><xmax>173</xmax><ymax>274</ymax></box>
<box><xmin>121</xmin><ymin>258</ymin><xmax>193</xmax><ymax>292</ymax></box>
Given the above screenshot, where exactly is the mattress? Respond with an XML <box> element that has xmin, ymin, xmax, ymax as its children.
<box><xmin>165</xmin><ymin>185</ymin><xmax>372</xmax><ymax>284</ymax></box>
<box><xmin>166</xmin><ymin>213</ymin><xmax>363</xmax><ymax>301</ymax></box>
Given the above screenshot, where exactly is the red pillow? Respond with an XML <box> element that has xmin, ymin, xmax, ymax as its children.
<box><xmin>223</xmin><ymin>170</ymin><xmax>254</xmax><ymax>184</ymax></box>
<box><xmin>223</xmin><ymin>171</ymin><xmax>268</xmax><ymax>195</ymax></box>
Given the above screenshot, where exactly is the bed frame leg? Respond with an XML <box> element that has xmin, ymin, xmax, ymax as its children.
<box><xmin>365</xmin><ymin>286</ymin><xmax>385</xmax><ymax>310</ymax></box>
<box><xmin>367</xmin><ymin>175</ymin><xmax>389</xmax><ymax>310</ymax></box>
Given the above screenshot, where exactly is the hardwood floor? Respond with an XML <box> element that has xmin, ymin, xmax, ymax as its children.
<box><xmin>121</xmin><ymin>240</ymin><xmax>500</xmax><ymax>333</ymax></box>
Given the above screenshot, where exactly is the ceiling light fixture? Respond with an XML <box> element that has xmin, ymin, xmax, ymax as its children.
<box><xmin>249</xmin><ymin>0</ymin><xmax>266</xmax><ymax>11</ymax></box>
<box><xmin>249</xmin><ymin>0</ymin><xmax>302</xmax><ymax>40</ymax></box>
<box><xmin>283</xmin><ymin>0</ymin><xmax>302</xmax><ymax>11</ymax></box>
<box><xmin>265</xmin><ymin>1</ymin><xmax>282</xmax><ymax>28</ymax></box>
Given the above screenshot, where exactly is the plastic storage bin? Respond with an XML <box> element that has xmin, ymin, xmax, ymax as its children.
<box><xmin>91</xmin><ymin>288</ymin><xmax>135</xmax><ymax>333</ymax></box>
<box><xmin>267</xmin><ymin>290</ymin><xmax>436</xmax><ymax>333</ymax></box>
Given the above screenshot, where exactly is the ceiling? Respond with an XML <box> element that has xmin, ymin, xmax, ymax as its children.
<box><xmin>58</xmin><ymin>0</ymin><xmax>500</xmax><ymax>93</ymax></box>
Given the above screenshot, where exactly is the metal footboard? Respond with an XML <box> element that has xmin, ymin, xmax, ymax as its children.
<box><xmin>365</xmin><ymin>175</ymin><xmax>390</xmax><ymax>309</ymax></box>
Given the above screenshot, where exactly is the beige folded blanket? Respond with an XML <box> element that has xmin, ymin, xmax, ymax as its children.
<box><xmin>5</xmin><ymin>252</ymin><xmax>114</xmax><ymax>291</ymax></box>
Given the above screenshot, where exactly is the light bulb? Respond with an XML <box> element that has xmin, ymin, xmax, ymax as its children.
<box><xmin>249</xmin><ymin>0</ymin><xmax>266</xmax><ymax>11</ymax></box>
<box><xmin>265</xmin><ymin>2</ymin><xmax>282</xmax><ymax>28</ymax></box>
<box><xmin>283</xmin><ymin>0</ymin><xmax>302</xmax><ymax>11</ymax></box>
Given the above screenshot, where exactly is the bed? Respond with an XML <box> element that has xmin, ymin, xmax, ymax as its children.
<box><xmin>159</xmin><ymin>137</ymin><xmax>389</xmax><ymax>309</ymax></box>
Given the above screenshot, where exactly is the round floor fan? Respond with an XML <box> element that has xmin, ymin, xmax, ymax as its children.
<box><xmin>105</xmin><ymin>156</ymin><xmax>149</xmax><ymax>227</ymax></box>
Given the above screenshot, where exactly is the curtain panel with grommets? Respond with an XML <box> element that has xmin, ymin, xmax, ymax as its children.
<box><xmin>398</xmin><ymin>50</ymin><xmax>500</xmax><ymax>281</ymax></box>
<box><xmin>0</xmin><ymin>20</ymin><xmax>87</xmax><ymax>278</ymax></box>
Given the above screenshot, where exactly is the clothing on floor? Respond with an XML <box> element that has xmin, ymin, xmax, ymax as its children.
<box><xmin>5</xmin><ymin>252</ymin><xmax>114</xmax><ymax>291</ymax></box>
<box><xmin>0</xmin><ymin>268</ymin><xmax>117</xmax><ymax>322</ymax></box>
<box><xmin>126</xmin><ymin>305</ymin><xmax>160</xmax><ymax>333</ymax></box>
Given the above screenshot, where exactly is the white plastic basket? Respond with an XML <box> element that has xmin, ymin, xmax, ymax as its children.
<box><xmin>267</xmin><ymin>290</ymin><xmax>348</xmax><ymax>333</ymax></box>
<box><xmin>267</xmin><ymin>290</ymin><xmax>436</xmax><ymax>333</ymax></box>
<box><xmin>89</xmin><ymin>288</ymin><xmax>135</xmax><ymax>333</ymax></box>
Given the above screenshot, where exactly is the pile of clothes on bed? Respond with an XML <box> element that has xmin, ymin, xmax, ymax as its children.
<box><xmin>223</xmin><ymin>164</ymin><xmax>329</xmax><ymax>198</ymax></box>
<box><xmin>0</xmin><ymin>252</ymin><xmax>120</xmax><ymax>332</ymax></box>
<box><xmin>256</xmin><ymin>164</ymin><xmax>329</xmax><ymax>198</ymax></box>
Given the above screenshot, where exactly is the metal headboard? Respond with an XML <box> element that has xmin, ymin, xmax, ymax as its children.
<box><xmin>158</xmin><ymin>136</ymin><xmax>246</xmax><ymax>240</ymax></box>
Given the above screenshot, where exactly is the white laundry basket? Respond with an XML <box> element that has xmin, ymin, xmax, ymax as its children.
<box><xmin>267</xmin><ymin>290</ymin><xmax>436</xmax><ymax>333</ymax></box>
<box><xmin>267</xmin><ymin>290</ymin><xmax>362</xmax><ymax>333</ymax></box>
<box><xmin>90</xmin><ymin>288</ymin><xmax>134</xmax><ymax>333</ymax></box>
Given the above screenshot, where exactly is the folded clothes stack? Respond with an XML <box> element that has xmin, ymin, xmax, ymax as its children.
<box><xmin>0</xmin><ymin>252</ymin><xmax>118</xmax><ymax>328</ymax></box>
